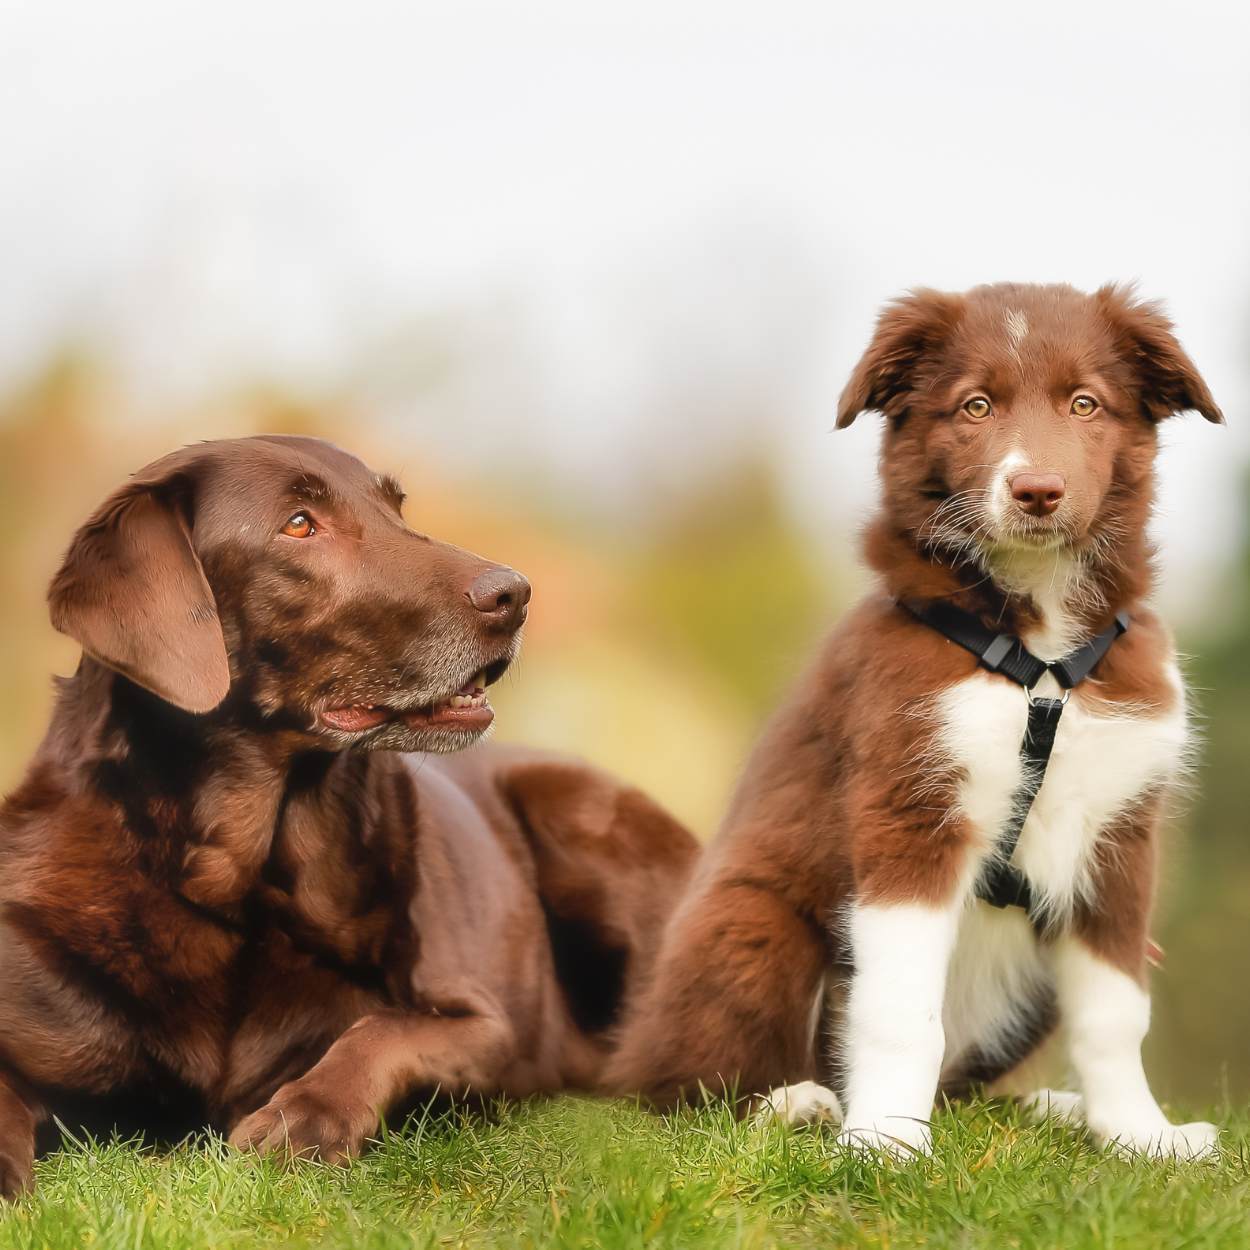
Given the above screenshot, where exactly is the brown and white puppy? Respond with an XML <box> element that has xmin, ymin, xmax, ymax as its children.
<box><xmin>607</xmin><ymin>283</ymin><xmax>1223</xmax><ymax>1159</ymax></box>
<box><xmin>0</xmin><ymin>435</ymin><xmax>698</xmax><ymax>1196</ymax></box>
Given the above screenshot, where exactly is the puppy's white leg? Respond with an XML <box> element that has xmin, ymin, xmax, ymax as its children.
<box><xmin>838</xmin><ymin>901</ymin><xmax>960</xmax><ymax>1159</ymax></box>
<box><xmin>1023</xmin><ymin>1088</ymin><xmax>1085</xmax><ymax>1125</ymax></box>
<box><xmin>757</xmin><ymin>1081</ymin><xmax>843</xmax><ymax>1127</ymax></box>
<box><xmin>1054</xmin><ymin>939</ymin><xmax>1217</xmax><ymax>1160</ymax></box>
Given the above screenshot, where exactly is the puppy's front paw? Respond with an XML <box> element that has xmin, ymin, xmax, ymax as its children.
<box><xmin>1101</xmin><ymin>1120</ymin><xmax>1219</xmax><ymax>1162</ymax></box>
<box><xmin>229</xmin><ymin>1081</ymin><xmax>375</xmax><ymax>1165</ymax></box>
<box><xmin>756</xmin><ymin>1081</ymin><xmax>843</xmax><ymax>1127</ymax></box>
<box><xmin>837</xmin><ymin>1118</ymin><xmax>932</xmax><ymax>1160</ymax></box>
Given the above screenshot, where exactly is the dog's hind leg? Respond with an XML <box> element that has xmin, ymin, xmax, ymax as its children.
<box><xmin>497</xmin><ymin>758</ymin><xmax>700</xmax><ymax>1043</ymax></box>
<box><xmin>756</xmin><ymin>1080</ymin><xmax>843</xmax><ymax>1127</ymax></box>
<box><xmin>0</xmin><ymin>1071</ymin><xmax>41</xmax><ymax>1198</ymax></box>
<box><xmin>603</xmin><ymin>877</ymin><xmax>829</xmax><ymax>1109</ymax></box>
<box><xmin>1023</xmin><ymin>1088</ymin><xmax>1086</xmax><ymax>1125</ymax></box>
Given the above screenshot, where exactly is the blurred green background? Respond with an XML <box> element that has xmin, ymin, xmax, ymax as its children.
<box><xmin>1</xmin><ymin>0</ymin><xmax>1247</xmax><ymax>1108</ymax></box>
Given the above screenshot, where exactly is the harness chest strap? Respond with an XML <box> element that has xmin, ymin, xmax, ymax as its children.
<box><xmin>899</xmin><ymin>599</ymin><xmax>1130</xmax><ymax>916</ymax></box>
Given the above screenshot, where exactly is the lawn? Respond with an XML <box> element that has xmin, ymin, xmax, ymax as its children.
<box><xmin>3</xmin><ymin>1098</ymin><xmax>1246</xmax><ymax>1250</ymax></box>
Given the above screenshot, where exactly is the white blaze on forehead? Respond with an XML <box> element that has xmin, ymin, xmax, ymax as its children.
<box><xmin>1005</xmin><ymin>309</ymin><xmax>1029</xmax><ymax>356</ymax></box>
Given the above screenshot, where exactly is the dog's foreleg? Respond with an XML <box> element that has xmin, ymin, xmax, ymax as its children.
<box><xmin>1055</xmin><ymin>799</ymin><xmax>1217</xmax><ymax>1160</ymax></box>
<box><xmin>837</xmin><ymin>900</ymin><xmax>961</xmax><ymax>1158</ymax></box>
<box><xmin>229</xmin><ymin>987</ymin><xmax>515</xmax><ymax>1163</ymax></box>
<box><xmin>1054</xmin><ymin>939</ymin><xmax>1216</xmax><ymax>1159</ymax></box>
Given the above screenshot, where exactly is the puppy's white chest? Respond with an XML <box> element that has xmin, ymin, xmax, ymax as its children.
<box><xmin>935</xmin><ymin>669</ymin><xmax>1187</xmax><ymax>917</ymax></box>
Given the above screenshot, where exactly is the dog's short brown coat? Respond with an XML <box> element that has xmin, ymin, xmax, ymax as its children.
<box><xmin>0</xmin><ymin>435</ymin><xmax>697</xmax><ymax>1196</ymax></box>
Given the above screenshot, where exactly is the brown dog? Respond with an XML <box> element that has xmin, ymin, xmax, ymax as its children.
<box><xmin>608</xmin><ymin>283</ymin><xmax>1223</xmax><ymax>1159</ymax></box>
<box><xmin>0</xmin><ymin>435</ymin><xmax>697</xmax><ymax>1196</ymax></box>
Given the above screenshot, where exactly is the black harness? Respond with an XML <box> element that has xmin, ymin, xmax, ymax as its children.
<box><xmin>901</xmin><ymin>599</ymin><xmax>1129</xmax><ymax>918</ymax></box>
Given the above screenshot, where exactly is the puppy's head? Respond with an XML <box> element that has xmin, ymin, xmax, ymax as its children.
<box><xmin>837</xmin><ymin>283</ymin><xmax>1222</xmax><ymax>564</ymax></box>
<box><xmin>48</xmin><ymin>435</ymin><xmax>528</xmax><ymax>753</ymax></box>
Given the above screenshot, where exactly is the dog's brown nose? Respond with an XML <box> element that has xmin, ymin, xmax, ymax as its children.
<box><xmin>1010</xmin><ymin>472</ymin><xmax>1066</xmax><ymax>517</ymax></box>
<box><xmin>468</xmin><ymin>566</ymin><xmax>531</xmax><ymax>630</ymax></box>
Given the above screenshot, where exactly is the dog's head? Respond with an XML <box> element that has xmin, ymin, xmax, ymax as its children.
<box><xmin>48</xmin><ymin>435</ymin><xmax>529</xmax><ymax>753</ymax></box>
<box><xmin>837</xmin><ymin>283</ymin><xmax>1222</xmax><ymax>571</ymax></box>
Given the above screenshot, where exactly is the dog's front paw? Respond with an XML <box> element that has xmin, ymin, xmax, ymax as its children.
<box><xmin>229</xmin><ymin>1081</ymin><xmax>376</xmax><ymax>1165</ymax></box>
<box><xmin>837</xmin><ymin>1118</ymin><xmax>932</xmax><ymax>1160</ymax></box>
<box><xmin>756</xmin><ymin>1081</ymin><xmax>843</xmax><ymax>1127</ymax></box>
<box><xmin>1099</xmin><ymin>1120</ymin><xmax>1219</xmax><ymax>1162</ymax></box>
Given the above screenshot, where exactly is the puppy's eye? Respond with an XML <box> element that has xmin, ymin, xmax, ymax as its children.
<box><xmin>1071</xmin><ymin>395</ymin><xmax>1098</xmax><ymax>418</ymax></box>
<box><xmin>281</xmin><ymin>512</ymin><xmax>316</xmax><ymax>538</ymax></box>
<box><xmin>963</xmin><ymin>397</ymin><xmax>992</xmax><ymax>420</ymax></box>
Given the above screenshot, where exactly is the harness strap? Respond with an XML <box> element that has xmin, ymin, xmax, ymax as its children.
<box><xmin>901</xmin><ymin>598</ymin><xmax>1049</xmax><ymax>687</ymax></box>
<box><xmin>978</xmin><ymin>695</ymin><xmax>1065</xmax><ymax>909</ymax></box>
<box><xmin>900</xmin><ymin>599</ymin><xmax>1129</xmax><ymax>915</ymax></box>
<box><xmin>1048</xmin><ymin>612</ymin><xmax>1131</xmax><ymax>687</ymax></box>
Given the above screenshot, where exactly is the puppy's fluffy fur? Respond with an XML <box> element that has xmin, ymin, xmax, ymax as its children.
<box><xmin>608</xmin><ymin>282</ymin><xmax>1223</xmax><ymax>1159</ymax></box>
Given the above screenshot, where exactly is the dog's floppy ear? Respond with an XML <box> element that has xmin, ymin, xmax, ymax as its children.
<box><xmin>48</xmin><ymin>465</ymin><xmax>230</xmax><ymax>714</ymax></box>
<box><xmin>836</xmin><ymin>288</ymin><xmax>964</xmax><ymax>428</ymax></box>
<box><xmin>1096</xmin><ymin>284</ymin><xmax>1224</xmax><ymax>425</ymax></box>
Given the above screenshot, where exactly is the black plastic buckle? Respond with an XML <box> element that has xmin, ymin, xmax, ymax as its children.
<box><xmin>981</xmin><ymin>634</ymin><xmax>1014</xmax><ymax>672</ymax></box>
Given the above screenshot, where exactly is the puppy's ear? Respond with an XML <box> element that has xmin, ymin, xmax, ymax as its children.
<box><xmin>48</xmin><ymin>468</ymin><xmax>230</xmax><ymax>713</ymax></box>
<box><xmin>1096</xmin><ymin>283</ymin><xmax>1224</xmax><ymax>425</ymax></box>
<box><xmin>836</xmin><ymin>288</ymin><xmax>964</xmax><ymax>428</ymax></box>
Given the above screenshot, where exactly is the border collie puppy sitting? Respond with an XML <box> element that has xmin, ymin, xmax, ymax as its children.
<box><xmin>608</xmin><ymin>282</ymin><xmax>1223</xmax><ymax>1159</ymax></box>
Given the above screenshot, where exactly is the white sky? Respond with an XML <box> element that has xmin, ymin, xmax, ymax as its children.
<box><xmin>1</xmin><ymin>0</ymin><xmax>1248</xmax><ymax>617</ymax></box>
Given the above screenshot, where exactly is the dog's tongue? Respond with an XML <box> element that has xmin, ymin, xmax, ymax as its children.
<box><xmin>321</xmin><ymin>705</ymin><xmax>390</xmax><ymax>732</ymax></box>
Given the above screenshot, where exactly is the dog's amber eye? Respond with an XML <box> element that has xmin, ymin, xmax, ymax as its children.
<box><xmin>1071</xmin><ymin>395</ymin><xmax>1098</xmax><ymax>418</ymax></box>
<box><xmin>281</xmin><ymin>512</ymin><xmax>316</xmax><ymax>538</ymax></box>
<box><xmin>963</xmin><ymin>397</ymin><xmax>992</xmax><ymax>420</ymax></box>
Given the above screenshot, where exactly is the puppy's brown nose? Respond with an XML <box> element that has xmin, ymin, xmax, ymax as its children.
<box><xmin>1010</xmin><ymin>472</ymin><xmax>1066</xmax><ymax>517</ymax></box>
<box><xmin>468</xmin><ymin>566</ymin><xmax>531</xmax><ymax>630</ymax></box>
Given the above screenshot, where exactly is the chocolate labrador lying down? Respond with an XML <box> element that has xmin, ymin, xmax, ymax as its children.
<box><xmin>0</xmin><ymin>435</ymin><xmax>697</xmax><ymax>1196</ymax></box>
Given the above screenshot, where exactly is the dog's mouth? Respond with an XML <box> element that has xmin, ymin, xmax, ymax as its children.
<box><xmin>318</xmin><ymin>659</ymin><xmax>509</xmax><ymax>736</ymax></box>
<box><xmin>994</xmin><ymin>514</ymin><xmax>1076</xmax><ymax>549</ymax></box>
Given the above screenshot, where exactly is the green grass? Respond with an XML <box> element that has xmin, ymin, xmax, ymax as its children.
<box><xmin>4</xmin><ymin>1098</ymin><xmax>1247</xmax><ymax>1250</ymax></box>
